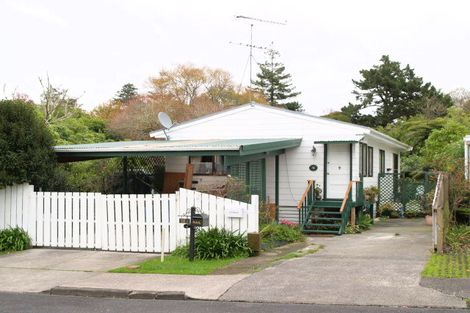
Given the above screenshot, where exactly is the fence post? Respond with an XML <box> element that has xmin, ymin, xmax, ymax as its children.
<box><xmin>27</xmin><ymin>185</ymin><xmax>37</xmax><ymax>245</ymax></box>
<box><xmin>98</xmin><ymin>194</ymin><xmax>107</xmax><ymax>250</ymax></box>
<box><xmin>432</xmin><ymin>173</ymin><xmax>449</xmax><ymax>253</ymax></box>
<box><xmin>248</xmin><ymin>195</ymin><xmax>259</xmax><ymax>233</ymax></box>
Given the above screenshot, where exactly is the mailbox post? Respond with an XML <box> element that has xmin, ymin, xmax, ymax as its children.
<box><xmin>189</xmin><ymin>206</ymin><xmax>196</xmax><ymax>261</ymax></box>
<box><xmin>180</xmin><ymin>206</ymin><xmax>209</xmax><ymax>261</ymax></box>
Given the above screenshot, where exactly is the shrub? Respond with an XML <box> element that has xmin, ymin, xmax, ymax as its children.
<box><xmin>364</xmin><ymin>186</ymin><xmax>379</xmax><ymax>203</ymax></box>
<box><xmin>346</xmin><ymin>224</ymin><xmax>361</xmax><ymax>234</ymax></box>
<box><xmin>260</xmin><ymin>223</ymin><xmax>304</xmax><ymax>248</ymax></box>
<box><xmin>171</xmin><ymin>244</ymin><xmax>190</xmax><ymax>258</ymax></box>
<box><xmin>455</xmin><ymin>208</ymin><xmax>470</xmax><ymax>225</ymax></box>
<box><xmin>0</xmin><ymin>227</ymin><xmax>32</xmax><ymax>252</ymax></box>
<box><xmin>0</xmin><ymin>99</ymin><xmax>57</xmax><ymax>189</ymax></box>
<box><xmin>358</xmin><ymin>213</ymin><xmax>373</xmax><ymax>231</ymax></box>
<box><xmin>259</xmin><ymin>202</ymin><xmax>276</xmax><ymax>226</ymax></box>
<box><xmin>404</xmin><ymin>207</ymin><xmax>425</xmax><ymax>218</ymax></box>
<box><xmin>194</xmin><ymin>228</ymin><xmax>251</xmax><ymax>260</ymax></box>
<box><xmin>445</xmin><ymin>225</ymin><xmax>470</xmax><ymax>253</ymax></box>
<box><xmin>379</xmin><ymin>202</ymin><xmax>400</xmax><ymax>218</ymax></box>
<box><xmin>225</xmin><ymin>177</ymin><xmax>250</xmax><ymax>202</ymax></box>
<box><xmin>280</xmin><ymin>219</ymin><xmax>299</xmax><ymax>228</ymax></box>
<box><xmin>346</xmin><ymin>214</ymin><xmax>373</xmax><ymax>234</ymax></box>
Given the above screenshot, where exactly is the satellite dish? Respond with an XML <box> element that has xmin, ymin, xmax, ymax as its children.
<box><xmin>158</xmin><ymin>112</ymin><xmax>173</xmax><ymax>129</ymax></box>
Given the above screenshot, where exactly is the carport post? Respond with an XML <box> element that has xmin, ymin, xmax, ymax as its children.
<box><xmin>123</xmin><ymin>157</ymin><xmax>129</xmax><ymax>194</ymax></box>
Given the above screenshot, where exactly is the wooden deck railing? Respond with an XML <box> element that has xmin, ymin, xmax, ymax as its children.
<box><xmin>339</xmin><ymin>181</ymin><xmax>353</xmax><ymax>213</ymax></box>
<box><xmin>339</xmin><ymin>180</ymin><xmax>363</xmax><ymax>232</ymax></box>
<box><xmin>297</xmin><ymin>180</ymin><xmax>315</xmax><ymax>209</ymax></box>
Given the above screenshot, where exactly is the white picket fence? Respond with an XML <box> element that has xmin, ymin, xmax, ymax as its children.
<box><xmin>0</xmin><ymin>184</ymin><xmax>259</xmax><ymax>253</ymax></box>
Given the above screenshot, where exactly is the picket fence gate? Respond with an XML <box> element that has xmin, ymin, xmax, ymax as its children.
<box><xmin>0</xmin><ymin>184</ymin><xmax>259</xmax><ymax>253</ymax></box>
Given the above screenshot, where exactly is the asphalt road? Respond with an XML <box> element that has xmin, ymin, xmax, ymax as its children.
<box><xmin>0</xmin><ymin>293</ymin><xmax>467</xmax><ymax>313</ymax></box>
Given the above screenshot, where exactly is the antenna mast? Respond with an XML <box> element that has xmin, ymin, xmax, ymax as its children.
<box><xmin>234</xmin><ymin>15</ymin><xmax>286</xmax><ymax>101</ymax></box>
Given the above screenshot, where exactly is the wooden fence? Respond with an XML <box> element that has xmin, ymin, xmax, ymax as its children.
<box><xmin>0</xmin><ymin>184</ymin><xmax>259</xmax><ymax>253</ymax></box>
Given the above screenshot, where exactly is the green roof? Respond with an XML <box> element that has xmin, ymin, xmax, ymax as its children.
<box><xmin>54</xmin><ymin>138</ymin><xmax>302</xmax><ymax>162</ymax></box>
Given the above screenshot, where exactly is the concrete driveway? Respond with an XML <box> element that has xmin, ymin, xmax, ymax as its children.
<box><xmin>221</xmin><ymin>219</ymin><xmax>467</xmax><ymax>308</ymax></box>
<box><xmin>0</xmin><ymin>249</ymin><xmax>153</xmax><ymax>293</ymax></box>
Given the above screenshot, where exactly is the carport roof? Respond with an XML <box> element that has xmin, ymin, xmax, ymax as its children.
<box><xmin>54</xmin><ymin>138</ymin><xmax>302</xmax><ymax>162</ymax></box>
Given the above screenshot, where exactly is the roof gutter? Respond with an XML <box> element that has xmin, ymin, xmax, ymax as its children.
<box><xmin>367</xmin><ymin>130</ymin><xmax>412</xmax><ymax>151</ymax></box>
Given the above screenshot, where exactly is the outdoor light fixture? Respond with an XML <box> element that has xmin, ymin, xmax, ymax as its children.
<box><xmin>311</xmin><ymin>145</ymin><xmax>317</xmax><ymax>156</ymax></box>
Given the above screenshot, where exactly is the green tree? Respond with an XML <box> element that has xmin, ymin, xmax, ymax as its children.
<box><xmin>346</xmin><ymin>55</ymin><xmax>452</xmax><ymax>127</ymax></box>
<box><xmin>115</xmin><ymin>83</ymin><xmax>138</xmax><ymax>102</ymax></box>
<box><xmin>322</xmin><ymin>111</ymin><xmax>351</xmax><ymax>123</ymax></box>
<box><xmin>0</xmin><ymin>99</ymin><xmax>57</xmax><ymax>188</ymax></box>
<box><xmin>49</xmin><ymin>109</ymin><xmax>114</xmax><ymax>145</ymax></box>
<box><xmin>253</xmin><ymin>50</ymin><xmax>301</xmax><ymax>111</ymax></box>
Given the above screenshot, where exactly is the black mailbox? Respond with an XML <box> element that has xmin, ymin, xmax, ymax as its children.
<box><xmin>182</xmin><ymin>206</ymin><xmax>210</xmax><ymax>261</ymax></box>
<box><xmin>191</xmin><ymin>213</ymin><xmax>209</xmax><ymax>227</ymax></box>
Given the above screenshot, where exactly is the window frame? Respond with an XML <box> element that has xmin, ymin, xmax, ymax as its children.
<box><xmin>367</xmin><ymin>146</ymin><xmax>374</xmax><ymax>177</ymax></box>
<box><xmin>360</xmin><ymin>143</ymin><xmax>368</xmax><ymax>177</ymax></box>
<box><xmin>379</xmin><ymin>149</ymin><xmax>386</xmax><ymax>174</ymax></box>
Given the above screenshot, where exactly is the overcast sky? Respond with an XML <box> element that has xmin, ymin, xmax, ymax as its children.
<box><xmin>1</xmin><ymin>0</ymin><xmax>469</xmax><ymax>115</ymax></box>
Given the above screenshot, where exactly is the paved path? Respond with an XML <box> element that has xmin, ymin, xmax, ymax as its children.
<box><xmin>0</xmin><ymin>249</ymin><xmax>247</xmax><ymax>299</ymax></box>
<box><xmin>221</xmin><ymin>219</ymin><xmax>467</xmax><ymax>308</ymax></box>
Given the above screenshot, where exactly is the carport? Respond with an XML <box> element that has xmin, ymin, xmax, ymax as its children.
<box><xmin>54</xmin><ymin>138</ymin><xmax>302</xmax><ymax>202</ymax></box>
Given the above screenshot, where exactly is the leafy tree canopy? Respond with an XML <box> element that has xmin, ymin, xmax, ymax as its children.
<box><xmin>345</xmin><ymin>55</ymin><xmax>453</xmax><ymax>127</ymax></box>
<box><xmin>97</xmin><ymin>65</ymin><xmax>266</xmax><ymax>140</ymax></box>
<box><xmin>0</xmin><ymin>99</ymin><xmax>57</xmax><ymax>188</ymax></box>
<box><xmin>253</xmin><ymin>50</ymin><xmax>302</xmax><ymax>111</ymax></box>
<box><xmin>49</xmin><ymin>109</ymin><xmax>115</xmax><ymax>145</ymax></box>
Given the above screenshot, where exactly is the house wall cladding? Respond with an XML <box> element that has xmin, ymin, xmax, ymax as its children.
<box><xmin>0</xmin><ymin>184</ymin><xmax>258</xmax><ymax>253</ymax></box>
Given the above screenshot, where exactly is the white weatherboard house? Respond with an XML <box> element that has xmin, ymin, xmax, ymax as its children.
<box><xmin>149</xmin><ymin>103</ymin><xmax>411</xmax><ymax>224</ymax></box>
<box><xmin>53</xmin><ymin>103</ymin><xmax>411</xmax><ymax>235</ymax></box>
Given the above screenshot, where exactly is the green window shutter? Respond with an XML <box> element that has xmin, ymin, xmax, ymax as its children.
<box><xmin>230</xmin><ymin>163</ymin><xmax>247</xmax><ymax>182</ymax></box>
<box><xmin>230</xmin><ymin>160</ymin><xmax>265</xmax><ymax>201</ymax></box>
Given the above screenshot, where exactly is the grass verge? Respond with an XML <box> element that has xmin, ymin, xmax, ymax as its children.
<box><xmin>276</xmin><ymin>244</ymin><xmax>324</xmax><ymax>261</ymax></box>
<box><xmin>422</xmin><ymin>253</ymin><xmax>470</xmax><ymax>278</ymax></box>
<box><xmin>110</xmin><ymin>255</ymin><xmax>245</xmax><ymax>275</ymax></box>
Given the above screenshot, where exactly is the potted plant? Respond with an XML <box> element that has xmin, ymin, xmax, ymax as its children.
<box><xmin>315</xmin><ymin>184</ymin><xmax>322</xmax><ymax>200</ymax></box>
<box><xmin>364</xmin><ymin>186</ymin><xmax>379</xmax><ymax>203</ymax></box>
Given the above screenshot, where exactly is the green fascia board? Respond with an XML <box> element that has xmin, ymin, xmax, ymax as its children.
<box><xmin>55</xmin><ymin>138</ymin><xmax>301</xmax><ymax>163</ymax></box>
<box><xmin>56</xmin><ymin>150</ymin><xmax>241</xmax><ymax>160</ymax></box>
<box><xmin>239</xmin><ymin>138</ymin><xmax>302</xmax><ymax>155</ymax></box>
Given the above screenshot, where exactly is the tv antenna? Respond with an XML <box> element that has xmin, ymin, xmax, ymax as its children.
<box><xmin>233</xmin><ymin>15</ymin><xmax>286</xmax><ymax>99</ymax></box>
<box><xmin>158</xmin><ymin>112</ymin><xmax>173</xmax><ymax>140</ymax></box>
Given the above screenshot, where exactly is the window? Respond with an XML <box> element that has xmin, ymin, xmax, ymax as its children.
<box><xmin>360</xmin><ymin>143</ymin><xmax>368</xmax><ymax>177</ymax></box>
<box><xmin>379</xmin><ymin>150</ymin><xmax>386</xmax><ymax>173</ymax></box>
<box><xmin>189</xmin><ymin>155</ymin><xmax>226</xmax><ymax>175</ymax></box>
<box><xmin>360</xmin><ymin>144</ymin><xmax>374</xmax><ymax>177</ymax></box>
<box><xmin>367</xmin><ymin>146</ymin><xmax>374</xmax><ymax>177</ymax></box>
<box><xmin>393</xmin><ymin>153</ymin><xmax>399</xmax><ymax>173</ymax></box>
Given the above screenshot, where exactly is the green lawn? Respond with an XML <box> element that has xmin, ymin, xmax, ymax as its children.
<box><xmin>422</xmin><ymin>253</ymin><xmax>470</xmax><ymax>278</ymax></box>
<box><xmin>110</xmin><ymin>255</ymin><xmax>244</xmax><ymax>275</ymax></box>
